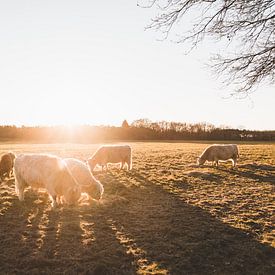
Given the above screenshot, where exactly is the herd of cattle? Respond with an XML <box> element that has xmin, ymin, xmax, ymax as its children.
<box><xmin>0</xmin><ymin>143</ymin><xmax>239</xmax><ymax>208</ymax></box>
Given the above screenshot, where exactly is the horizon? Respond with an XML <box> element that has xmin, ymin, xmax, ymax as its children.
<box><xmin>0</xmin><ymin>1</ymin><xmax>274</xmax><ymax>131</ymax></box>
<box><xmin>0</xmin><ymin>119</ymin><xmax>274</xmax><ymax>132</ymax></box>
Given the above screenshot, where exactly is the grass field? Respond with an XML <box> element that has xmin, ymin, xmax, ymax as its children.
<box><xmin>0</xmin><ymin>142</ymin><xmax>274</xmax><ymax>274</ymax></box>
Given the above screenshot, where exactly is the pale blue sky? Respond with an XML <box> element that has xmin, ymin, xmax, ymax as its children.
<box><xmin>0</xmin><ymin>1</ymin><xmax>274</xmax><ymax>130</ymax></box>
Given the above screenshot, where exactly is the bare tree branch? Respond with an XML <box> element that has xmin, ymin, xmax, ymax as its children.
<box><xmin>139</xmin><ymin>0</ymin><xmax>275</xmax><ymax>95</ymax></box>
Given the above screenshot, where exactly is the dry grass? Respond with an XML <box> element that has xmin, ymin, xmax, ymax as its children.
<box><xmin>0</xmin><ymin>142</ymin><xmax>274</xmax><ymax>274</ymax></box>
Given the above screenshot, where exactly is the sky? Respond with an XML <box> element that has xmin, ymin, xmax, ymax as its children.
<box><xmin>0</xmin><ymin>1</ymin><xmax>274</xmax><ymax>130</ymax></box>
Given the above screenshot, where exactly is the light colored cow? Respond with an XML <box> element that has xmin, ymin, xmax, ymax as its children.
<box><xmin>64</xmin><ymin>158</ymin><xmax>104</xmax><ymax>200</ymax></box>
<box><xmin>87</xmin><ymin>145</ymin><xmax>132</xmax><ymax>171</ymax></box>
<box><xmin>14</xmin><ymin>154</ymin><xmax>81</xmax><ymax>208</ymax></box>
<box><xmin>197</xmin><ymin>144</ymin><xmax>239</xmax><ymax>167</ymax></box>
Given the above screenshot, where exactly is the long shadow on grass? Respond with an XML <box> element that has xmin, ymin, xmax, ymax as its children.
<box><xmin>184</xmin><ymin>170</ymin><xmax>224</xmax><ymax>183</ymax></box>
<box><xmin>218</xmin><ymin>164</ymin><xmax>275</xmax><ymax>185</ymax></box>
<box><xmin>1</xmin><ymin>171</ymin><xmax>274</xmax><ymax>274</ymax></box>
<box><xmin>99</xmin><ymin>170</ymin><xmax>275</xmax><ymax>275</ymax></box>
<box><xmin>0</xmin><ymin>189</ymin><xmax>52</xmax><ymax>273</ymax></box>
<box><xmin>239</xmin><ymin>164</ymin><xmax>275</xmax><ymax>171</ymax></box>
<box><xmin>191</xmin><ymin>163</ymin><xmax>275</xmax><ymax>185</ymax></box>
<box><xmin>0</xmin><ymin>186</ymin><xmax>136</xmax><ymax>274</ymax></box>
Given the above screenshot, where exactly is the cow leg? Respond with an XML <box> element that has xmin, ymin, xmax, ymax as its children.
<box><xmin>15</xmin><ymin>178</ymin><xmax>26</xmax><ymax>201</ymax></box>
<box><xmin>232</xmin><ymin>158</ymin><xmax>237</xmax><ymax>168</ymax></box>
<box><xmin>126</xmin><ymin>161</ymin><xmax>130</xmax><ymax>170</ymax></box>
<box><xmin>56</xmin><ymin>195</ymin><xmax>62</xmax><ymax>205</ymax></box>
<box><xmin>18</xmin><ymin>187</ymin><xmax>25</xmax><ymax>201</ymax></box>
<box><xmin>213</xmin><ymin>159</ymin><xmax>219</xmax><ymax>167</ymax></box>
<box><xmin>51</xmin><ymin>195</ymin><xmax>58</xmax><ymax>209</ymax></box>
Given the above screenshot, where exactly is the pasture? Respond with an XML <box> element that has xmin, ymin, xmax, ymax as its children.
<box><xmin>0</xmin><ymin>142</ymin><xmax>274</xmax><ymax>274</ymax></box>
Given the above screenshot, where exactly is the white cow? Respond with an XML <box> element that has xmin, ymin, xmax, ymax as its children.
<box><xmin>197</xmin><ymin>144</ymin><xmax>239</xmax><ymax>167</ymax></box>
<box><xmin>87</xmin><ymin>145</ymin><xmax>132</xmax><ymax>171</ymax></box>
<box><xmin>64</xmin><ymin>158</ymin><xmax>104</xmax><ymax>200</ymax></box>
<box><xmin>14</xmin><ymin>154</ymin><xmax>81</xmax><ymax>208</ymax></box>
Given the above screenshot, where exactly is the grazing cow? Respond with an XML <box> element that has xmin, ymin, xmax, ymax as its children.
<box><xmin>197</xmin><ymin>144</ymin><xmax>239</xmax><ymax>167</ymax></box>
<box><xmin>64</xmin><ymin>158</ymin><xmax>104</xmax><ymax>200</ymax></box>
<box><xmin>14</xmin><ymin>154</ymin><xmax>81</xmax><ymax>208</ymax></box>
<box><xmin>0</xmin><ymin>152</ymin><xmax>16</xmax><ymax>181</ymax></box>
<box><xmin>87</xmin><ymin>145</ymin><xmax>132</xmax><ymax>171</ymax></box>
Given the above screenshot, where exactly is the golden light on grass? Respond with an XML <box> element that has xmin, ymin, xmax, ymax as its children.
<box><xmin>54</xmin><ymin>221</ymin><xmax>62</xmax><ymax>257</ymax></box>
<box><xmin>0</xmin><ymin>182</ymin><xmax>15</xmax><ymax>216</ymax></box>
<box><xmin>20</xmin><ymin>208</ymin><xmax>39</xmax><ymax>244</ymax></box>
<box><xmin>35</xmin><ymin>206</ymin><xmax>51</xmax><ymax>253</ymax></box>
<box><xmin>79</xmin><ymin>218</ymin><xmax>96</xmax><ymax>245</ymax></box>
<box><xmin>0</xmin><ymin>142</ymin><xmax>274</xmax><ymax>273</ymax></box>
<box><xmin>108</xmin><ymin>219</ymin><xmax>169</xmax><ymax>275</ymax></box>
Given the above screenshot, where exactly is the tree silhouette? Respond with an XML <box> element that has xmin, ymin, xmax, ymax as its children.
<box><xmin>140</xmin><ymin>0</ymin><xmax>275</xmax><ymax>95</ymax></box>
<box><xmin>122</xmin><ymin>119</ymin><xmax>130</xmax><ymax>128</ymax></box>
<box><xmin>0</xmin><ymin>123</ymin><xmax>273</xmax><ymax>142</ymax></box>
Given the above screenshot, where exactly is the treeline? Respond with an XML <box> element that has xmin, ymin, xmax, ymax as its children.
<box><xmin>0</xmin><ymin>119</ymin><xmax>274</xmax><ymax>142</ymax></box>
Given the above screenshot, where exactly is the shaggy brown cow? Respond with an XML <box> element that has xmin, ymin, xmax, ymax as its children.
<box><xmin>0</xmin><ymin>152</ymin><xmax>16</xmax><ymax>181</ymax></box>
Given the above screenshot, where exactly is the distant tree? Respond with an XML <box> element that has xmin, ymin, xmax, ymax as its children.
<box><xmin>139</xmin><ymin>0</ymin><xmax>275</xmax><ymax>95</ymax></box>
<box><xmin>122</xmin><ymin>119</ymin><xmax>130</xmax><ymax>128</ymax></box>
<box><xmin>131</xmin><ymin>118</ymin><xmax>153</xmax><ymax>128</ymax></box>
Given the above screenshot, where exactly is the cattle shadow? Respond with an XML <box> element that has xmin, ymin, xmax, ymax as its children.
<box><xmin>0</xmin><ymin>188</ymin><xmax>52</xmax><ymax>272</ymax></box>
<box><xmin>218</xmin><ymin>164</ymin><xmax>275</xmax><ymax>185</ymax></box>
<box><xmin>1</xmin><ymin>171</ymin><xmax>274</xmax><ymax>274</ymax></box>
<box><xmin>0</xmin><ymin>186</ymin><xmax>137</xmax><ymax>274</ymax></box>
<box><xmin>98</xmin><ymin>171</ymin><xmax>275</xmax><ymax>274</ymax></box>
<box><xmin>186</xmin><ymin>163</ymin><xmax>275</xmax><ymax>185</ymax></box>
<box><xmin>29</xmin><ymin>206</ymin><xmax>136</xmax><ymax>274</ymax></box>
<box><xmin>238</xmin><ymin>163</ymin><xmax>275</xmax><ymax>171</ymax></box>
<box><xmin>130</xmin><ymin>169</ymin><xmax>190</xmax><ymax>193</ymax></box>
<box><xmin>184</xmin><ymin>171</ymin><xmax>223</xmax><ymax>183</ymax></box>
